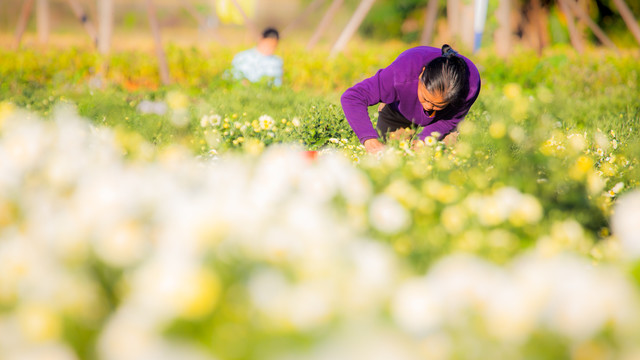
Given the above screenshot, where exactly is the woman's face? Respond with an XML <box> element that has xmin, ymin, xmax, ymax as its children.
<box><xmin>418</xmin><ymin>67</ymin><xmax>447</xmax><ymax>115</ymax></box>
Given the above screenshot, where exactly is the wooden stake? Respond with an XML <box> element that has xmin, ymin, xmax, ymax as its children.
<box><xmin>459</xmin><ymin>1</ymin><xmax>474</xmax><ymax>50</ymax></box>
<box><xmin>307</xmin><ymin>0</ymin><xmax>344</xmax><ymax>50</ymax></box>
<box><xmin>420</xmin><ymin>0</ymin><xmax>439</xmax><ymax>45</ymax></box>
<box><xmin>184</xmin><ymin>2</ymin><xmax>206</xmax><ymax>25</ymax></box>
<box><xmin>329</xmin><ymin>0</ymin><xmax>376</xmax><ymax>58</ymax></box>
<box><xmin>15</xmin><ymin>0</ymin><xmax>35</xmax><ymax>49</ymax></box>
<box><xmin>565</xmin><ymin>0</ymin><xmax>618</xmax><ymax>50</ymax></box>
<box><xmin>184</xmin><ymin>1</ymin><xmax>226</xmax><ymax>44</ymax></box>
<box><xmin>557</xmin><ymin>0</ymin><xmax>584</xmax><ymax>53</ymax></box>
<box><xmin>98</xmin><ymin>0</ymin><xmax>113</xmax><ymax>55</ymax></box>
<box><xmin>146</xmin><ymin>0</ymin><xmax>171</xmax><ymax>85</ymax></box>
<box><xmin>228</xmin><ymin>0</ymin><xmax>259</xmax><ymax>37</ymax></box>
<box><xmin>283</xmin><ymin>0</ymin><xmax>325</xmax><ymax>36</ymax></box>
<box><xmin>66</xmin><ymin>0</ymin><xmax>98</xmax><ymax>46</ymax></box>
<box><xmin>36</xmin><ymin>0</ymin><xmax>49</xmax><ymax>44</ymax></box>
<box><xmin>447</xmin><ymin>0</ymin><xmax>460</xmax><ymax>39</ymax></box>
<box><xmin>494</xmin><ymin>0</ymin><xmax>511</xmax><ymax>57</ymax></box>
<box><xmin>611</xmin><ymin>0</ymin><xmax>640</xmax><ymax>46</ymax></box>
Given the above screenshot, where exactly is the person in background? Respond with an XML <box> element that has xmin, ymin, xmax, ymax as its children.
<box><xmin>231</xmin><ymin>27</ymin><xmax>283</xmax><ymax>87</ymax></box>
<box><xmin>341</xmin><ymin>44</ymin><xmax>481</xmax><ymax>154</ymax></box>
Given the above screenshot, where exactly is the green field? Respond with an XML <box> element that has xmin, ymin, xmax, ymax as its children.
<box><xmin>1</xmin><ymin>41</ymin><xmax>640</xmax><ymax>360</ymax></box>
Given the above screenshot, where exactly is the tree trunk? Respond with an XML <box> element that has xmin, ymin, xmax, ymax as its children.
<box><xmin>329</xmin><ymin>0</ymin><xmax>376</xmax><ymax>58</ymax></box>
<box><xmin>459</xmin><ymin>0</ymin><xmax>474</xmax><ymax>50</ymax></box>
<box><xmin>447</xmin><ymin>0</ymin><xmax>460</xmax><ymax>39</ymax></box>
<box><xmin>36</xmin><ymin>0</ymin><xmax>49</xmax><ymax>44</ymax></box>
<box><xmin>98</xmin><ymin>0</ymin><xmax>113</xmax><ymax>54</ymax></box>
<box><xmin>420</xmin><ymin>0</ymin><xmax>439</xmax><ymax>45</ymax></box>
<box><xmin>611</xmin><ymin>0</ymin><xmax>640</xmax><ymax>46</ymax></box>
<box><xmin>146</xmin><ymin>0</ymin><xmax>171</xmax><ymax>85</ymax></box>
<box><xmin>494</xmin><ymin>0</ymin><xmax>510</xmax><ymax>57</ymax></box>
<box><xmin>530</xmin><ymin>0</ymin><xmax>546</xmax><ymax>54</ymax></box>
<box><xmin>15</xmin><ymin>0</ymin><xmax>35</xmax><ymax>49</ymax></box>
<box><xmin>307</xmin><ymin>0</ymin><xmax>344</xmax><ymax>50</ymax></box>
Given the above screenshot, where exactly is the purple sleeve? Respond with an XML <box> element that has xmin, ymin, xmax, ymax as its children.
<box><xmin>418</xmin><ymin>77</ymin><xmax>481</xmax><ymax>141</ymax></box>
<box><xmin>341</xmin><ymin>67</ymin><xmax>399</xmax><ymax>144</ymax></box>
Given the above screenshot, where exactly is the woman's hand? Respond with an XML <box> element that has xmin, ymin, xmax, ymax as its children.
<box><xmin>442</xmin><ymin>131</ymin><xmax>459</xmax><ymax>146</ymax></box>
<box><xmin>364</xmin><ymin>138</ymin><xmax>385</xmax><ymax>154</ymax></box>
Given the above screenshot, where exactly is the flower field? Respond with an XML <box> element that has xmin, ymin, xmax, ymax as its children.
<box><xmin>1</xmin><ymin>43</ymin><xmax>640</xmax><ymax>360</ymax></box>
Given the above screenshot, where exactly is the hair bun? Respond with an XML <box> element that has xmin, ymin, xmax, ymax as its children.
<box><xmin>441</xmin><ymin>44</ymin><xmax>459</xmax><ymax>58</ymax></box>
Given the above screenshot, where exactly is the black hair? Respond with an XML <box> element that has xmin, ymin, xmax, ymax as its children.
<box><xmin>420</xmin><ymin>44</ymin><xmax>469</xmax><ymax>109</ymax></box>
<box><xmin>262</xmin><ymin>28</ymin><xmax>279</xmax><ymax>40</ymax></box>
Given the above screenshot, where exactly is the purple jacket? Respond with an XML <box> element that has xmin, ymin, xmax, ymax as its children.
<box><xmin>341</xmin><ymin>46</ymin><xmax>481</xmax><ymax>143</ymax></box>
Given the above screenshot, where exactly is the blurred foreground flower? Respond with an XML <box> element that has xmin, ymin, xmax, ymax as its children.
<box><xmin>1</xmin><ymin>108</ymin><xmax>640</xmax><ymax>360</ymax></box>
<box><xmin>611</xmin><ymin>190</ymin><xmax>640</xmax><ymax>259</ymax></box>
<box><xmin>136</xmin><ymin>100</ymin><xmax>168</xmax><ymax>115</ymax></box>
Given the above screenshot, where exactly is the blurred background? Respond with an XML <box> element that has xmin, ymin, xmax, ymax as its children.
<box><xmin>1</xmin><ymin>0</ymin><xmax>639</xmax><ymax>56</ymax></box>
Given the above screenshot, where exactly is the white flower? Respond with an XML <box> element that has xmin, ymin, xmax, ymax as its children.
<box><xmin>137</xmin><ymin>100</ymin><xmax>167</xmax><ymax>115</ymax></box>
<box><xmin>392</xmin><ymin>278</ymin><xmax>443</xmax><ymax>334</ymax></box>
<box><xmin>285</xmin><ymin>282</ymin><xmax>334</xmax><ymax>330</ymax></box>
<box><xmin>200</xmin><ymin>114</ymin><xmax>221</xmax><ymax>127</ymax></box>
<box><xmin>424</xmin><ymin>136</ymin><xmax>437</xmax><ymax>146</ymax></box>
<box><xmin>291</xmin><ymin>117</ymin><xmax>301</xmax><ymax>127</ymax></box>
<box><xmin>369</xmin><ymin>195</ymin><xmax>409</xmax><ymax>234</ymax></box>
<box><xmin>611</xmin><ymin>190</ymin><xmax>640</xmax><ymax>259</ymax></box>
<box><xmin>344</xmin><ymin>241</ymin><xmax>397</xmax><ymax>311</ymax></box>
<box><xmin>607</xmin><ymin>182</ymin><xmax>624</xmax><ymax>197</ymax></box>
<box><xmin>4</xmin><ymin>343</ymin><xmax>79</xmax><ymax>360</ymax></box>
<box><xmin>97</xmin><ymin>308</ymin><xmax>157</xmax><ymax>360</ymax></box>
<box><xmin>258</xmin><ymin>115</ymin><xmax>274</xmax><ymax>130</ymax></box>
<box><xmin>482</xmin><ymin>283</ymin><xmax>539</xmax><ymax>341</ymax></box>
<box><xmin>509</xmin><ymin>194</ymin><xmax>543</xmax><ymax>225</ymax></box>
<box><xmin>567</xmin><ymin>133</ymin><xmax>586</xmax><ymax>152</ymax></box>
<box><xmin>93</xmin><ymin>222</ymin><xmax>149</xmax><ymax>267</ymax></box>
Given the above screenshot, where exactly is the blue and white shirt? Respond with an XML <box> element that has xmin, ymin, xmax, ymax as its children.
<box><xmin>231</xmin><ymin>48</ymin><xmax>283</xmax><ymax>87</ymax></box>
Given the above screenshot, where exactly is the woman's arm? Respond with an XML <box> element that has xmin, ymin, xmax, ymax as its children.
<box><xmin>340</xmin><ymin>66</ymin><xmax>399</xmax><ymax>144</ymax></box>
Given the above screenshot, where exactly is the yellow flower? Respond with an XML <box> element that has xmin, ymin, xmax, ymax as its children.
<box><xmin>503</xmin><ymin>83</ymin><xmax>522</xmax><ymax>99</ymax></box>
<box><xmin>165</xmin><ymin>90</ymin><xmax>189</xmax><ymax>110</ymax></box>
<box><xmin>600</xmin><ymin>163</ymin><xmax>616</xmax><ymax>177</ymax></box>
<box><xmin>176</xmin><ymin>269</ymin><xmax>222</xmax><ymax>319</ymax></box>
<box><xmin>569</xmin><ymin>156</ymin><xmax>594</xmax><ymax>180</ymax></box>
<box><xmin>441</xmin><ymin>205</ymin><xmax>467</xmax><ymax>234</ymax></box>
<box><xmin>0</xmin><ymin>101</ymin><xmax>16</xmax><ymax>128</ymax></box>
<box><xmin>489</xmin><ymin>122</ymin><xmax>506</xmax><ymax>139</ymax></box>
<box><xmin>244</xmin><ymin>138</ymin><xmax>265</xmax><ymax>155</ymax></box>
<box><xmin>17</xmin><ymin>303</ymin><xmax>62</xmax><ymax>342</ymax></box>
